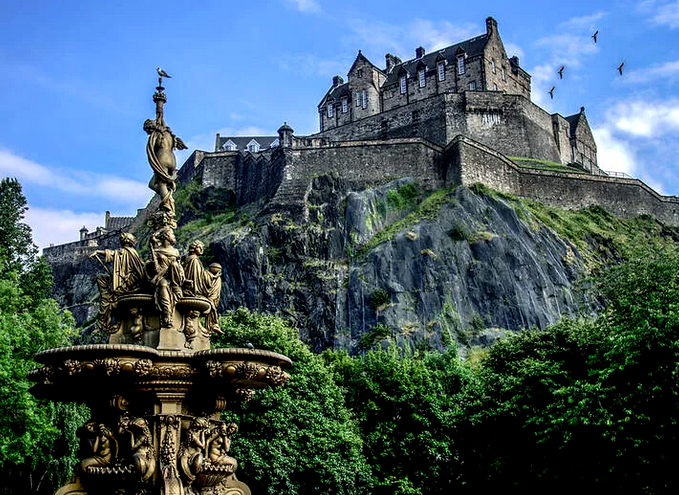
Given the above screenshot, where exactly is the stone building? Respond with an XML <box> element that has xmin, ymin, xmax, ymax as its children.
<box><xmin>317</xmin><ymin>16</ymin><xmax>598</xmax><ymax>174</ymax></box>
<box><xmin>214</xmin><ymin>134</ymin><xmax>279</xmax><ymax>153</ymax></box>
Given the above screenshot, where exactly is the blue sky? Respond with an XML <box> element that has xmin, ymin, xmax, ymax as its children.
<box><xmin>1</xmin><ymin>0</ymin><xmax>679</xmax><ymax>250</ymax></box>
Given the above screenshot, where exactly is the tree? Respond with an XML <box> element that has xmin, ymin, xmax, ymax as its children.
<box><xmin>214</xmin><ymin>308</ymin><xmax>373</xmax><ymax>494</ymax></box>
<box><xmin>0</xmin><ymin>178</ymin><xmax>87</xmax><ymax>494</ymax></box>
<box><xmin>324</xmin><ymin>346</ymin><xmax>472</xmax><ymax>494</ymax></box>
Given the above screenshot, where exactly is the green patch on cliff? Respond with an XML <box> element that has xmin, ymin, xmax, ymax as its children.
<box><xmin>357</xmin><ymin>188</ymin><xmax>455</xmax><ymax>256</ymax></box>
<box><xmin>387</xmin><ymin>183</ymin><xmax>419</xmax><ymax>210</ymax></box>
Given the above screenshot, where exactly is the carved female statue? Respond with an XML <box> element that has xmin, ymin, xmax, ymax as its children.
<box><xmin>90</xmin><ymin>233</ymin><xmax>145</xmax><ymax>333</ymax></box>
<box><xmin>183</xmin><ymin>240</ymin><xmax>207</xmax><ymax>297</ymax></box>
<box><xmin>128</xmin><ymin>418</ymin><xmax>156</xmax><ymax>482</ymax></box>
<box><xmin>150</xmin><ymin>226</ymin><xmax>185</xmax><ymax>328</ymax></box>
<box><xmin>144</xmin><ymin>118</ymin><xmax>187</xmax><ymax>216</ymax></box>
<box><xmin>206</xmin><ymin>422</ymin><xmax>238</xmax><ymax>471</ymax></box>
<box><xmin>79</xmin><ymin>424</ymin><xmax>117</xmax><ymax>474</ymax></box>
<box><xmin>179</xmin><ymin>417</ymin><xmax>210</xmax><ymax>484</ymax></box>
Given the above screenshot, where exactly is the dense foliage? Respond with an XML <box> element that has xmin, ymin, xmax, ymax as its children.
<box><xmin>213</xmin><ymin>308</ymin><xmax>373</xmax><ymax>494</ymax></box>
<box><xmin>0</xmin><ymin>178</ymin><xmax>87</xmax><ymax>494</ymax></box>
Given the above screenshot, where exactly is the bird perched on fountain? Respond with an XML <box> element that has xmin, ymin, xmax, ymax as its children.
<box><xmin>157</xmin><ymin>67</ymin><xmax>172</xmax><ymax>79</ymax></box>
<box><xmin>246</xmin><ymin>342</ymin><xmax>254</xmax><ymax>351</ymax></box>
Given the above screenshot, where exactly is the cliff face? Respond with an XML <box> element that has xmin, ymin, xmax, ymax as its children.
<box><xmin>51</xmin><ymin>177</ymin><xmax>594</xmax><ymax>352</ymax></box>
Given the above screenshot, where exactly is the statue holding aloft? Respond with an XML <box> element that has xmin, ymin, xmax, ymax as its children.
<box><xmin>88</xmin><ymin>68</ymin><xmax>224</xmax><ymax>350</ymax></box>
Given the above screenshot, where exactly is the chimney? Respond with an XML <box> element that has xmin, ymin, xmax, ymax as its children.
<box><xmin>486</xmin><ymin>17</ymin><xmax>498</xmax><ymax>36</ymax></box>
<box><xmin>215</xmin><ymin>133</ymin><xmax>221</xmax><ymax>152</ymax></box>
<box><xmin>105</xmin><ymin>211</ymin><xmax>111</xmax><ymax>229</ymax></box>
<box><xmin>332</xmin><ymin>75</ymin><xmax>344</xmax><ymax>87</ymax></box>
<box><xmin>415</xmin><ymin>46</ymin><xmax>426</xmax><ymax>59</ymax></box>
<box><xmin>385</xmin><ymin>53</ymin><xmax>402</xmax><ymax>73</ymax></box>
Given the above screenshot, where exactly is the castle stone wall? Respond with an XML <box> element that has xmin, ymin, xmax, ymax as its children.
<box><xmin>269</xmin><ymin>139</ymin><xmax>444</xmax><ymax>216</ymax></box>
<box><xmin>450</xmin><ymin>136</ymin><xmax>679</xmax><ymax>225</ymax></box>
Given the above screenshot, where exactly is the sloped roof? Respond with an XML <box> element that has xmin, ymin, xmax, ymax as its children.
<box><xmin>216</xmin><ymin>136</ymin><xmax>279</xmax><ymax>151</ymax></box>
<box><xmin>384</xmin><ymin>34</ymin><xmax>489</xmax><ymax>86</ymax></box>
<box><xmin>105</xmin><ymin>216</ymin><xmax>135</xmax><ymax>231</ymax></box>
<box><xmin>318</xmin><ymin>82</ymin><xmax>351</xmax><ymax>108</ymax></box>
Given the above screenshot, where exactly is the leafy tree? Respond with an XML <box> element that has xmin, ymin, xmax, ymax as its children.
<box><xmin>0</xmin><ymin>178</ymin><xmax>87</xmax><ymax>494</ymax></box>
<box><xmin>455</xmin><ymin>247</ymin><xmax>679</xmax><ymax>492</ymax></box>
<box><xmin>324</xmin><ymin>346</ymin><xmax>472</xmax><ymax>494</ymax></box>
<box><xmin>214</xmin><ymin>308</ymin><xmax>373</xmax><ymax>494</ymax></box>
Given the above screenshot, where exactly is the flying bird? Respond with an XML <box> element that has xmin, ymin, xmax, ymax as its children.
<box><xmin>558</xmin><ymin>66</ymin><xmax>565</xmax><ymax>79</ymax></box>
<box><xmin>592</xmin><ymin>30</ymin><xmax>598</xmax><ymax>43</ymax></box>
<box><xmin>156</xmin><ymin>67</ymin><xmax>172</xmax><ymax>78</ymax></box>
<box><xmin>617</xmin><ymin>61</ymin><xmax>625</xmax><ymax>76</ymax></box>
<box><xmin>548</xmin><ymin>86</ymin><xmax>555</xmax><ymax>99</ymax></box>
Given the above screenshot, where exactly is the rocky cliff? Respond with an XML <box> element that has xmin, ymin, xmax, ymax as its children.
<box><xmin>50</xmin><ymin>176</ymin><xmax>677</xmax><ymax>353</ymax></box>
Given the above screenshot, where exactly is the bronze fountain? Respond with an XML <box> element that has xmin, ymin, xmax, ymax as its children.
<box><xmin>29</xmin><ymin>71</ymin><xmax>291</xmax><ymax>495</ymax></box>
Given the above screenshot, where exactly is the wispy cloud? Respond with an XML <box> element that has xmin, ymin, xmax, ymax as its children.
<box><xmin>592</xmin><ymin>126</ymin><xmax>638</xmax><ymax>176</ymax></box>
<box><xmin>623</xmin><ymin>59</ymin><xmax>679</xmax><ymax>83</ymax></box>
<box><xmin>344</xmin><ymin>18</ymin><xmax>479</xmax><ymax>61</ymax></box>
<box><xmin>279</xmin><ymin>54</ymin><xmax>348</xmax><ymax>78</ymax></box>
<box><xmin>283</xmin><ymin>0</ymin><xmax>321</xmax><ymax>15</ymax></box>
<box><xmin>606</xmin><ymin>98</ymin><xmax>679</xmax><ymax>137</ymax></box>
<box><xmin>0</xmin><ymin>148</ymin><xmax>150</xmax><ymax>207</ymax></box>
<box><xmin>645</xmin><ymin>0</ymin><xmax>679</xmax><ymax>28</ymax></box>
<box><xmin>529</xmin><ymin>13</ymin><xmax>604</xmax><ymax>109</ymax></box>
<box><xmin>25</xmin><ymin>207</ymin><xmax>105</xmax><ymax>252</ymax></box>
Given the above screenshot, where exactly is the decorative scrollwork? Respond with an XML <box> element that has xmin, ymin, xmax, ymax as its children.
<box><xmin>63</xmin><ymin>359</ymin><xmax>81</xmax><ymax>375</ymax></box>
<box><xmin>264</xmin><ymin>366</ymin><xmax>289</xmax><ymax>387</ymax></box>
<box><xmin>235</xmin><ymin>363</ymin><xmax>260</xmax><ymax>380</ymax></box>
<box><xmin>233</xmin><ymin>388</ymin><xmax>255</xmax><ymax>402</ymax></box>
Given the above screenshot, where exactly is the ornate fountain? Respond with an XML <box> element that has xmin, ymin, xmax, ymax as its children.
<box><xmin>29</xmin><ymin>72</ymin><xmax>291</xmax><ymax>495</ymax></box>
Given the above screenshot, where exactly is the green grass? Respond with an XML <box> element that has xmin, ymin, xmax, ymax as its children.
<box><xmin>508</xmin><ymin>156</ymin><xmax>589</xmax><ymax>174</ymax></box>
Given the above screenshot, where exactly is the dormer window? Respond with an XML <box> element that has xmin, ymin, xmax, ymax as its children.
<box><xmin>457</xmin><ymin>55</ymin><xmax>465</xmax><ymax>75</ymax></box>
<box><xmin>362</xmin><ymin>89</ymin><xmax>367</xmax><ymax>109</ymax></box>
<box><xmin>400</xmin><ymin>74</ymin><xmax>407</xmax><ymax>94</ymax></box>
<box><xmin>438</xmin><ymin>62</ymin><xmax>445</xmax><ymax>81</ymax></box>
<box><xmin>418</xmin><ymin>68</ymin><xmax>425</xmax><ymax>87</ymax></box>
<box><xmin>270</xmin><ymin>138</ymin><xmax>279</xmax><ymax>148</ymax></box>
<box><xmin>342</xmin><ymin>97</ymin><xmax>348</xmax><ymax>113</ymax></box>
<box><xmin>246</xmin><ymin>139</ymin><xmax>260</xmax><ymax>153</ymax></box>
<box><xmin>222</xmin><ymin>139</ymin><xmax>237</xmax><ymax>151</ymax></box>
<box><xmin>327</xmin><ymin>102</ymin><xmax>334</xmax><ymax>118</ymax></box>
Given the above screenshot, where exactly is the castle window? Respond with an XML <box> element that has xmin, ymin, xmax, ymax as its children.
<box><xmin>362</xmin><ymin>89</ymin><xmax>367</xmax><ymax>109</ymax></box>
<box><xmin>246</xmin><ymin>139</ymin><xmax>261</xmax><ymax>153</ymax></box>
<box><xmin>457</xmin><ymin>55</ymin><xmax>465</xmax><ymax>74</ymax></box>
<box><xmin>469</xmin><ymin>81</ymin><xmax>476</xmax><ymax>90</ymax></box>
<box><xmin>357</xmin><ymin>68</ymin><xmax>363</xmax><ymax>78</ymax></box>
<box><xmin>342</xmin><ymin>97</ymin><xmax>348</xmax><ymax>113</ymax></box>
<box><xmin>327</xmin><ymin>103</ymin><xmax>333</xmax><ymax>118</ymax></box>
<box><xmin>501</xmin><ymin>67</ymin><xmax>506</xmax><ymax>81</ymax></box>
<box><xmin>400</xmin><ymin>75</ymin><xmax>407</xmax><ymax>94</ymax></box>
<box><xmin>493</xmin><ymin>83</ymin><xmax>498</xmax><ymax>91</ymax></box>
<box><xmin>438</xmin><ymin>62</ymin><xmax>445</xmax><ymax>81</ymax></box>
<box><xmin>491</xmin><ymin>60</ymin><xmax>496</xmax><ymax>74</ymax></box>
<box><xmin>356</xmin><ymin>91</ymin><xmax>361</xmax><ymax>107</ymax></box>
<box><xmin>418</xmin><ymin>69</ymin><xmax>425</xmax><ymax>87</ymax></box>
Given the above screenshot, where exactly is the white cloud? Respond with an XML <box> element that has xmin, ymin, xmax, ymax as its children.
<box><xmin>0</xmin><ymin>148</ymin><xmax>150</xmax><ymax>207</ymax></box>
<box><xmin>651</xmin><ymin>1</ymin><xmax>679</xmax><ymax>27</ymax></box>
<box><xmin>559</xmin><ymin>11</ymin><xmax>607</xmax><ymax>30</ymax></box>
<box><xmin>606</xmin><ymin>99</ymin><xmax>679</xmax><ymax>137</ymax></box>
<box><xmin>503</xmin><ymin>42</ymin><xmax>525</xmax><ymax>60</ymax></box>
<box><xmin>280</xmin><ymin>54</ymin><xmax>347</xmax><ymax>78</ymax></box>
<box><xmin>283</xmin><ymin>0</ymin><xmax>321</xmax><ymax>14</ymax></box>
<box><xmin>592</xmin><ymin>126</ymin><xmax>638</xmax><ymax>176</ymax></box>
<box><xmin>24</xmin><ymin>207</ymin><xmax>105</xmax><ymax>252</ymax></box>
<box><xmin>345</xmin><ymin>18</ymin><xmax>479</xmax><ymax>61</ymax></box>
<box><xmin>623</xmin><ymin>59</ymin><xmax>679</xmax><ymax>83</ymax></box>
